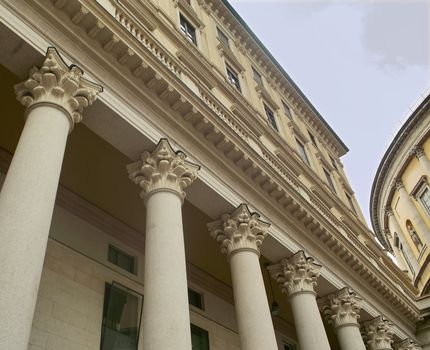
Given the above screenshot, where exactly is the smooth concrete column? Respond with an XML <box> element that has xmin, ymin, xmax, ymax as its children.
<box><xmin>386</xmin><ymin>207</ymin><xmax>420</xmax><ymax>275</ymax></box>
<box><xmin>128</xmin><ymin>139</ymin><xmax>199</xmax><ymax>350</ymax></box>
<box><xmin>411</xmin><ymin>145</ymin><xmax>430</xmax><ymax>178</ymax></box>
<box><xmin>321</xmin><ymin>288</ymin><xmax>366</xmax><ymax>350</ymax></box>
<box><xmin>0</xmin><ymin>48</ymin><xmax>101</xmax><ymax>350</ymax></box>
<box><xmin>393</xmin><ymin>178</ymin><xmax>430</xmax><ymax>245</ymax></box>
<box><xmin>361</xmin><ymin>315</ymin><xmax>394</xmax><ymax>350</ymax></box>
<box><xmin>394</xmin><ymin>338</ymin><xmax>423</xmax><ymax>350</ymax></box>
<box><xmin>269</xmin><ymin>251</ymin><xmax>331</xmax><ymax>350</ymax></box>
<box><xmin>207</xmin><ymin>204</ymin><xmax>278</xmax><ymax>350</ymax></box>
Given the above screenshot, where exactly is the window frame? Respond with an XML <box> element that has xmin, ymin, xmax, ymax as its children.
<box><xmin>418</xmin><ymin>185</ymin><xmax>430</xmax><ymax>216</ymax></box>
<box><xmin>107</xmin><ymin>244</ymin><xmax>137</xmax><ymax>275</ymax></box>
<box><xmin>225</xmin><ymin>63</ymin><xmax>241</xmax><ymax>92</ymax></box>
<box><xmin>282</xmin><ymin>101</ymin><xmax>292</xmax><ymax>119</ymax></box>
<box><xmin>345</xmin><ymin>192</ymin><xmax>357</xmax><ymax>214</ymax></box>
<box><xmin>252</xmin><ymin>66</ymin><xmax>264</xmax><ymax>86</ymax></box>
<box><xmin>308</xmin><ymin>130</ymin><xmax>318</xmax><ymax>148</ymax></box>
<box><xmin>188</xmin><ymin>288</ymin><xmax>205</xmax><ymax>310</ymax></box>
<box><xmin>296</xmin><ymin>138</ymin><xmax>310</xmax><ymax>166</ymax></box>
<box><xmin>191</xmin><ymin>324</ymin><xmax>210</xmax><ymax>350</ymax></box>
<box><xmin>323</xmin><ymin>168</ymin><xmax>336</xmax><ymax>194</ymax></box>
<box><xmin>263</xmin><ymin>103</ymin><xmax>278</xmax><ymax>131</ymax></box>
<box><xmin>180</xmin><ymin>14</ymin><xmax>197</xmax><ymax>45</ymax></box>
<box><xmin>217</xmin><ymin>27</ymin><xmax>229</xmax><ymax>48</ymax></box>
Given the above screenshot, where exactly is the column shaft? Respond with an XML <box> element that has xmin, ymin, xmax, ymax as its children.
<box><xmin>142</xmin><ymin>191</ymin><xmax>192</xmax><ymax>350</ymax></box>
<box><xmin>418</xmin><ymin>156</ymin><xmax>430</xmax><ymax>177</ymax></box>
<box><xmin>290</xmin><ymin>293</ymin><xmax>331</xmax><ymax>350</ymax></box>
<box><xmin>337</xmin><ymin>325</ymin><xmax>366</xmax><ymax>350</ymax></box>
<box><xmin>0</xmin><ymin>107</ymin><xmax>70</xmax><ymax>350</ymax></box>
<box><xmin>230</xmin><ymin>251</ymin><xmax>278</xmax><ymax>350</ymax></box>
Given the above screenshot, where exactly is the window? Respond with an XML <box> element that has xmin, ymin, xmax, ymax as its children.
<box><xmin>296</xmin><ymin>139</ymin><xmax>309</xmax><ymax>165</ymax></box>
<box><xmin>188</xmin><ymin>288</ymin><xmax>203</xmax><ymax>310</ymax></box>
<box><xmin>406</xmin><ymin>220</ymin><xmax>423</xmax><ymax>250</ymax></box>
<box><xmin>283</xmin><ymin>342</ymin><xmax>297</xmax><ymax>350</ymax></box>
<box><xmin>264</xmin><ymin>104</ymin><xmax>278</xmax><ymax>131</ymax></box>
<box><xmin>419</xmin><ymin>187</ymin><xmax>430</xmax><ymax>215</ymax></box>
<box><xmin>226</xmin><ymin>64</ymin><xmax>241</xmax><ymax>92</ymax></box>
<box><xmin>330</xmin><ymin>155</ymin><xmax>337</xmax><ymax>169</ymax></box>
<box><xmin>345</xmin><ymin>192</ymin><xmax>357</xmax><ymax>214</ymax></box>
<box><xmin>308</xmin><ymin>131</ymin><xmax>318</xmax><ymax>148</ymax></box>
<box><xmin>180</xmin><ymin>15</ymin><xmax>197</xmax><ymax>45</ymax></box>
<box><xmin>324</xmin><ymin>168</ymin><xmax>336</xmax><ymax>193</ymax></box>
<box><xmin>282</xmin><ymin>101</ymin><xmax>292</xmax><ymax>119</ymax></box>
<box><xmin>400</xmin><ymin>243</ymin><xmax>416</xmax><ymax>275</ymax></box>
<box><xmin>100</xmin><ymin>283</ymin><xmax>143</xmax><ymax>350</ymax></box>
<box><xmin>217</xmin><ymin>27</ymin><xmax>229</xmax><ymax>48</ymax></box>
<box><xmin>108</xmin><ymin>245</ymin><xmax>136</xmax><ymax>274</ymax></box>
<box><xmin>252</xmin><ymin>67</ymin><xmax>263</xmax><ymax>86</ymax></box>
<box><xmin>191</xmin><ymin>324</ymin><xmax>210</xmax><ymax>350</ymax></box>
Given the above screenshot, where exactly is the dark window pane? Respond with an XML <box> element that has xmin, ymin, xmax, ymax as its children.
<box><xmin>282</xmin><ymin>101</ymin><xmax>292</xmax><ymax>119</ymax></box>
<box><xmin>324</xmin><ymin>169</ymin><xmax>336</xmax><ymax>193</ymax></box>
<box><xmin>217</xmin><ymin>28</ymin><xmax>229</xmax><ymax>48</ymax></box>
<box><xmin>108</xmin><ymin>245</ymin><xmax>135</xmax><ymax>274</ymax></box>
<box><xmin>180</xmin><ymin>15</ymin><xmax>197</xmax><ymax>45</ymax></box>
<box><xmin>296</xmin><ymin>139</ymin><xmax>309</xmax><ymax>165</ymax></box>
<box><xmin>264</xmin><ymin>104</ymin><xmax>278</xmax><ymax>131</ymax></box>
<box><xmin>284</xmin><ymin>343</ymin><xmax>297</xmax><ymax>350</ymax></box>
<box><xmin>191</xmin><ymin>324</ymin><xmax>210</xmax><ymax>350</ymax></box>
<box><xmin>188</xmin><ymin>288</ymin><xmax>203</xmax><ymax>309</ymax></box>
<box><xmin>308</xmin><ymin>131</ymin><xmax>317</xmax><ymax>148</ymax></box>
<box><xmin>101</xmin><ymin>283</ymin><xmax>143</xmax><ymax>350</ymax></box>
<box><xmin>226</xmin><ymin>65</ymin><xmax>241</xmax><ymax>92</ymax></box>
<box><xmin>252</xmin><ymin>67</ymin><xmax>263</xmax><ymax>86</ymax></box>
<box><xmin>420</xmin><ymin>188</ymin><xmax>430</xmax><ymax>215</ymax></box>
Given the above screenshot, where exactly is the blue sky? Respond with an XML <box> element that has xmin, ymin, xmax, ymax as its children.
<box><xmin>230</xmin><ymin>0</ymin><xmax>430</xmax><ymax>225</ymax></box>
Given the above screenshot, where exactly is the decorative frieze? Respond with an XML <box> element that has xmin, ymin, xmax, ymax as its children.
<box><xmin>268</xmin><ymin>251</ymin><xmax>321</xmax><ymax>297</ymax></box>
<box><xmin>394</xmin><ymin>339</ymin><xmax>422</xmax><ymax>350</ymax></box>
<box><xmin>321</xmin><ymin>288</ymin><xmax>362</xmax><ymax>329</ymax></box>
<box><xmin>14</xmin><ymin>47</ymin><xmax>102</xmax><ymax>128</ymax></box>
<box><xmin>361</xmin><ymin>316</ymin><xmax>394</xmax><ymax>350</ymax></box>
<box><xmin>207</xmin><ymin>204</ymin><xmax>270</xmax><ymax>257</ymax></box>
<box><xmin>127</xmin><ymin>139</ymin><xmax>200</xmax><ymax>201</ymax></box>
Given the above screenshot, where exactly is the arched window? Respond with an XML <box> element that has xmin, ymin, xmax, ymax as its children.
<box><xmin>406</xmin><ymin>220</ymin><xmax>423</xmax><ymax>250</ymax></box>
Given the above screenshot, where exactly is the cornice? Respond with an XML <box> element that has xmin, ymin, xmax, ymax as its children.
<box><xmin>370</xmin><ymin>94</ymin><xmax>430</xmax><ymax>249</ymax></box>
<box><xmin>18</xmin><ymin>0</ymin><xmax>420</xmax><ymax>322</ymax></box>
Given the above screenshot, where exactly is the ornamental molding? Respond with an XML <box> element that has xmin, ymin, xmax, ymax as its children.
<box><xmin>207</xmin><ymin>204</ymin><xmax>270</xmax><ymax>257</ymax></box>
<box><xmin>268</xmin><ymin>251</ymin><xmax>321</xmax><ymax>297</ymax></box>
<box><xmin>21</xmin><ymin>0</ymin><xmax>420</xmax><ymax>322</ymax></box>
<box><xmin>392</xmin><ymin>178</ymin><xmax>405</xmax><ymax>191</ymax></box>
<box><xmin>320</xmin><ymin>288</ymin><xmax>362</xmax><ymax>329</ymax></box>
<box><xmin>127</xmin><ymin>139</ymin><xmax>200</xmax><ymax>201</ymax></box>
<box><xmin>361</xmin><ymin>316</ymin><xmax>394</xmax><ymax>350</ymax></box>
<box><xmin>394</xmin><ymin>339</ymin><xmax>422</xmax><ymax>350</ymax></box>
<box><xmin>14</xmin><ymin>47</ymin><xmax>102</xmax><ymax>129</ymax></box>
<box><xmin>410</xmin><ymin>145</ymin><xmax>425</xmax><ymax>160</ymax></box>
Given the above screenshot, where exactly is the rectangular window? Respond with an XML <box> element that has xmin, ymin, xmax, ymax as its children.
<box><xmin>264</xmin><ymin>104</ymin><xmax>278</xmax><ymax>131</ymax></box>
<box><xmin>419</xmin><ymin>187</ymin><xmax>430</xmax><ymax>215</ymax></box>
<box><xmin>100</xmin><ymin>283</ymin><xmax>143</xmax><ymax>350</ymax></box>
<box><xmin>308</xmin><ymin>131</ymin><xmax>318</xmax><ymax>148</ymax></box>
<box><xmin>324</xmin><ymin>168</ymin><xmax>336</xmax><ymax>193</ymax></box>
<box><xmin>180</xmin><ymin>15</ymin><xmax>197</xmax><ymax>45</ymax></box>
<box><xmin>252</xmin><ymin>67</ymin><xmax>263</xmax><ymax>86</ymax></box>
<box><xmin>296</xmin><ymin>139</ymin><xmax>309</xmax><ymax>165</ymax></box>
<box><xmin>282</xmin><ymin>101</ymin><xmax>292</xmax><ymax>119</ymax></box>
<box><xmin>226</xmin><ymin>64</ymin><xmax>241</xmax><ymax>92</ymax></box>
<box><xmin>188</xmin><ymin>288</ymin><xmax>203</xmax><ymax>310</ymax></box>
<box><xmin>191</xmin><ymin>324</ymin><xmax>210</xmax><ymax>350</ymax></box>
<box><xmin>330</xmin><ymin>155</ymin><xmax>337</xmax><ymax>169</ymax></box>
<box><xmin>217</xmin><ymin>27</ymin><xmax>229</xmax><ymax>48</ymax></box>
<box><xmin>345</xmin><ymin>192</ymin><xmax>357</xmax><ymax>214</ymax></box>
<box><xmin>108</xmin><ymin>245</ymin><xmax>136</xmax><ymax>274</ymax></box>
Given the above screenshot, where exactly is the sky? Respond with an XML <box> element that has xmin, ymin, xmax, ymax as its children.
<box><xmin>229</xmin><ymin>0</ymin><xmax>430</xmax><ymax>226</ymax></box>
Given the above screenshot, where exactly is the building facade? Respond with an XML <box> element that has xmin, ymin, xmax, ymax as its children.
<box><xmin>0</xmin><ymin>0</ymin><xmax>426</xmax><ymax>349</ymax></box>
<box><xmin>371</xmin><ymin>93</ymin><xmax>430</xmax><ymax>347</ymax></box>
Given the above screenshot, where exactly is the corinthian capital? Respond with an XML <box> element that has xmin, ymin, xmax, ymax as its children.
<box><xmin>361</xmin><ymin>316</ymin><xmax>394</xmax><ymax>350</ymax></box>
<box><xmin>14</xmin><ymin>47</ymin><xmax>102</xmax><ymax>129</ymax></box>
<box><xmin>321</xmin><ymin>288</ymin><xmax>362</xmax><ymax>329</ymax></box>
<box><xmin>410</xmin><ymin>145</ymin><xmax>425</xmax><ymax>160</ymax></box>
<box><xmin>207</xmin><ymin>204</ymin><xmax>270</xmax><ymax>257</ymax></box>
<box><xmin>384</xmin><ymin>206</ymin><xmax>394</xmax><ymax>217</ymax></box>
<box><xmin>394</xmin><ymin>339</ymin><xmax>422</xmax><ymax>350</ymax></box>
<box><xmin>268</xmin><ymin>251</ymin><xmax>321</xmax><ymax>297</ymax></box>
<box><xmin>127</xmin><ymin>139</ymin><xmax>200</xmax><ymax>201</ymax></box>
<box><xmin>392</xmin><ymin>178</ymin><xmax>404</xmax><ymax>191</ymax></box>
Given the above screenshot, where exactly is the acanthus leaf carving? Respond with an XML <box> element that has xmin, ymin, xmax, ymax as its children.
<box><xmin>361</xmin><ymin>315</ymin><xmax>394</xmax><ymax>350</ymax></box>
<box><xmin>394</xmin><ymin>339</ymin><xmax>422</xmax><ymax>350</ymax></box>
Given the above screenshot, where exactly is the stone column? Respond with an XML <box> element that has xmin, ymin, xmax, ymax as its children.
<box><xmin>128</xmin><ymin>139</ymin><xmax>199</xmax><ymax>350</ymax></box>
<box><xmin>0</xmin><ymin>48</ymin><xmax>101</xmax><ymax>350</ymax></box>
<box><xmin>361</xmin><ymin>315</ymin><xmax>394</xmax><ymax>350</ymax></box>
<box><xmin>207</xmin><ymin>204</ymin><xmax>278</xmax><ymax>350</ymax></box>
<box><xmin>386</xmin><ymin>207</ymin><xmax>420</xmax><ymax>275</ymax></box>
<box><xmin>394</xmin><ymin>338</ymin><xmax>423</xmax><ymax>350</ymax></box>
<box><xmin>393</xmin><ymin>178</ymin><xmax>430</xmax><ymax>245</ymax></box>
<box><xmin>417</xmin><ymin>318</ymin><xmax>430</xmax><ymax>350</ymax></box>
<box><xmin>321</xmin><ymin>288</ymin><xmax>366</xmax><ymax>350</ymax></box>
<box><xmin>268</xmin><ymin>251</ymin><xmax>331</xmax><ymax>350</ymax></box>
<box><xmin>411</xmin><ymin>145</ymin><xmax>430</xmax><ymax>178</ymax></box>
